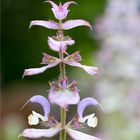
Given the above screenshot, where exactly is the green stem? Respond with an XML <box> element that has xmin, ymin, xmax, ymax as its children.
<box><xmin>60</xmin><ymin>108</ymin><xmax>66</xmax><ymax>140</ymax></box>
<box><xmin>59</xmin><ymin>47</ymin><xmax>66</xmax><ymax>140</ymax></box>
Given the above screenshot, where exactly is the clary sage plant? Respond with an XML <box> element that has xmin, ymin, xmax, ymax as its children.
<box><xmin>19</xmin><ymin>1</ymin><xmax>103</xmax><ymax>140</ymax></box>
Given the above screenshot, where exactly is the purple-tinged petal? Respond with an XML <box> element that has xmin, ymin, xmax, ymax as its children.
<box><xmin>62</xmin><ymin>20</ymin><xmax>92</xmax><ymax>30</ymax></box>
<box><xmin>41</xmin><ymin>53</ymin><xmax>59</xmax><ymax>64</ymax></box>
<box><xmin>30</xmin><ymin>95</ymin><xmax>50</xmax><ymax>118</ymax></box>
<box><xmin>45</xmin><ymin>1</ymin><xmax>58</xmax><ymax>10</ymax></box>
<box><xmin>64</xmin><ymin>61</ymin><xmax>98</xmax><ymax>75</ymax></box>
<box><xmin>77</xmin><ymin>97</ymin><xmax>103</xmax><ymax>119</ymax></box>
<box><xmin>63</xmin><ymin>39</ymin><xmax>75</xmax><ymax>46</ymax></box>
<box><xmin>48</xmin><ymin>37</ymin><xmax>62</xmax><ymax>52</ymax></box>
<box><xmin>19</xmin><ymin>127</ymin><xmax>61</xmax><ymax>138</ymax></box>
<box><xmin>48</xmin><ymin>36</ymin><xmax>75</xmax><ymax>52</ymax></box>
<box><xmin>67</xmin><ymin>128</ymin><xmax>102</xmax><ymax>140</ymax></box>
<box><xmin>48</xmin><ymin>79</ymin><xmax>80</xmax><ymax>108</ymax></box>
<box><xmin>45</xmin><ymin>1</ymin><xmax>66</xmax><ymax>20</ymax></box>
<box><xmin>65</xmin><ymin>51</ymin><xmax>81</xmax><ymax>62</ymax></box>
<box><xmin>23</xmin><ymin>61</ymin><xmax>60</xmax><ymax>77</ymax></box>
<box><xmin>63</xmin><ymin>1</ymin><xmax>77</xmax><ymax>10</ymax></box>
<box><xmin>45</xmin><ymin>1</ymin><xmax>76</xmax><ymax>20</ymax></box>
<box><xmin>48</xmin><ymin>90</ymin><xmax>80</xmax><ymax>108</ymax></box>
<box><xmin>29</xmin><ymin>20</ymin><xmax>59</xmax><ymax>29</ymax></box>
<box><xmin>81</xmin><ymin>65</ymin><xmax>98</xmax><ymax>75</ymax></box>
<box><xmin>23</xmin><ymin>66</ymin><xmax>49</xmax><ymax>78</ymax></box>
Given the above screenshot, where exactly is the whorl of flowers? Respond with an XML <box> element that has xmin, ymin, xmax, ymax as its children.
<box><xmin>19</xmin><ymin>1</ymin><xmax>103</xmax><ymax>140</ymax></box>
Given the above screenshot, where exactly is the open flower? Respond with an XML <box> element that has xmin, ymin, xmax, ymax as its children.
<box><xmin>45</xmin><ymin>1</ymin><xmax>77</xmax><ymax>20</ymax></box>
<box><xmin>25</xmin><ymin>95</ymin><xmax>51</xmax><ymax>125</ymax></box>
<box><xmin>22</xmin><ymin>54</ymin><xmax>61</xmax><ymax>78</ymax></box>
<box><xmin>76</xmin><ymin>97</ymin><xmax>103</xmax><ymax>128</ymax></box>
<box><xmin>19</xmin><ymin>95</ymin><xmax>61</xmax><ymax>139</ymax></box>
<box><xmin>20</xmin><ymin>95</ymin><xmax>102</xmax><ymax>140</ymax></box>
<box><xmin>48</xmin><ymin>36</ymin><xmax>75</xmax><ymax>53</ymax></box>
<box><xmin>48</xmin><ymin>78</ymin><xmax>80</xmax><ymax>108</ymax></box>
<box><xmin>23</xmin><ymin>52</ymin><xmax>98</xmax><ymax>77</ymax></box>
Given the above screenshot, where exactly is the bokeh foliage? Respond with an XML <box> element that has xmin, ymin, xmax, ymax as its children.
<box><xmin>1</xmin><ymin>0</ymin><xmax>106</xmax><ymax>86</ymax></box>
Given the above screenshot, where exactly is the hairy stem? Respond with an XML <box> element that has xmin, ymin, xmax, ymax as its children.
<box><xmin>60</xmin><ymin>108</ymin><xmax>66</xmax><ymax>140</ymax></box>
<box><xmin>59</xmin><ymin>40</ymin><xmax>66</xmax><ymax>140</ymax></box>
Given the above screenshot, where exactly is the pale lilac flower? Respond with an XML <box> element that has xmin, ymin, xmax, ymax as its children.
<box><xmin>48</xmin><ymin>36</ymin><xmax>75</xmax><ymax>52</ymax></box>
<box><xmin>48</xmin><ymin>79</ymin><xmax>80</xmax><ymax>108</ymax></box>
<box><xmin>19</xmin><ymin>95</ymin><xmax>61</xmax><ymax>138</ymax></box>
<box><xmin>23</xmin><ymin>52</ymin><xmax>98</xmax><ymax>77</ymax></box>
<box><xmin>27</xmin><ymin>95</ymin><xmax>51</xmax><ymax>125</ymax></box>
<box><xmin>45</xmin><ymin>1</ymin><xmax>77</xmax><ymax>20</ymax></box>
<box><xmin>76</xmin><ymin>98</ymin><xmax>103</xmax><ymax>128</ymax></box>
<box><xmin>64</xmin><ymin>52</ymin><xmax>98</xmax><ymax>75</ymax></box>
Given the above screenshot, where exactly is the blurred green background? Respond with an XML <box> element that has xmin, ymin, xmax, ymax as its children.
<box><xmin>2</xmin><ymin>0</ymin><xmax>106</xmax><ymax>140</ymax></box>
<box><xmin>2</xmin><ymin>0</ymin><xmax>140</xmax><ymax>140</ymax></box>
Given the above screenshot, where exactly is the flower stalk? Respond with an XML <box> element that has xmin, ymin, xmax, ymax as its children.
<box><xmin>59</xmin><ymin>32</ymin><xmax>67</xmax><ymax>140</ymax></box>
<box><xmin>20</xmin><ymin>1</ymin><xmax>103</xmax><ymax>140</ymax></box>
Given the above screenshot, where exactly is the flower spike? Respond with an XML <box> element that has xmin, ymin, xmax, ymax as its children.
<box><xmin>21</xmin><ymin>1</ymin><xmax>102</xmax><ymax>140</ymax></box>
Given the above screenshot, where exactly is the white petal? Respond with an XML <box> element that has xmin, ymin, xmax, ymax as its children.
<box><xmin>79</xmin><ymin>113</ymin><xmax>98</xmax><ymax>128</ymax></box>
<box><xmin>28</xmin><ymin>111</ymin><xmax>48</xmax><ymax>125</ymax></box>
<box><xmin>67</xmin><ymin>128</ymin><xmax>101</xmax><ymax>140</ymax></box>
<box><xmin>20</xmin><ymin>127</ymin><xmax>61</xmax><ymax>138</ymax></box>
<box><xmin>87</xmin><ymin>115</ymin><xmax>98</xmax><ymax>128</ymax></box>
<box><xmin>28</xmin><ymin>114</ymin><xmax>39</xmax><ymax>125</ymax></box>
<box><xmin>32</xmin><ymin>111</ymin><xmax>47</xmax><ymax>121</ymax></box>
